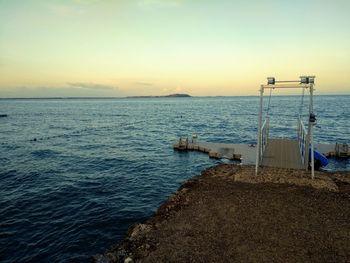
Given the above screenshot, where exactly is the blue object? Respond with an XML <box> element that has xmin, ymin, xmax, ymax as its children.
<box><xmin>309</xmin><ymin>149</ymin><xmax>329</xmax><ymax>167</ymax></box>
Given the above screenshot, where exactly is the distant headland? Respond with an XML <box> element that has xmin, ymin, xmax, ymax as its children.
<box><xmin>127</xmin><ymin>93</ymin><xmax>191</xmax><ymax>98</ymax></box>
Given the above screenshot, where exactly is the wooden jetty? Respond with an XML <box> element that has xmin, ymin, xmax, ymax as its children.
<box><xmin>173</xmin><ymin>139</ymin><xmax>256</xmax><ymax>164</ymax></box>
<box><xmin>173</xmin><ymin>138</ymin><xmax>348</xmax><ymax>167</ymax></box>
<box><xmin>261</xmin><ymin>138</ymin><xmax>303</xmax><ymax>169</ymax></box>
<box><xmin>255</xmin><ymin>76</ymin><xmax>349</xmax><ymax>176</ymax></box>
<box><xmin>174</xmin><ymin>76</ymin><xmax>349</xmax><ymax>179</ymax></box>
<box><xmin>256</xmin><ymin>76</ymin><xmax>318</xmax><ymax>178</ymax></box>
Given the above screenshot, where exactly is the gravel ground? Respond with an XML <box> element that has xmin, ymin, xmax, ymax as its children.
<box><xmin>94</xmin><ymin>164</ymin><xmax>350</xmax><ymax>263</ymax></box>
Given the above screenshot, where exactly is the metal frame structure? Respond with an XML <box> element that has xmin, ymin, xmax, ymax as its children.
<box><xmin>255</xmin><ymin>76</ymin><xmax>316</xmax><ymax>179</ymax></box>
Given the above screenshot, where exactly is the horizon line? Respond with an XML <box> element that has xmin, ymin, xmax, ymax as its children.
<box><xmin>1</xmin><ymin>94</ymin><xmax>350</xmax><ymax>99</ymax></box>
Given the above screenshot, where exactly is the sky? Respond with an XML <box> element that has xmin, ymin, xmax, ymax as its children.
<box><xmin>0</xmin><ymin>0</ymin><xmax>350</xmax><ymax>97</ymax></box>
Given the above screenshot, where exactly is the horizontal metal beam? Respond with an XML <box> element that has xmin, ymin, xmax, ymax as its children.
<box><xmin>275</xmin><ymin>80</ymin><xmax>300</xmax><ymax>83</ymax></box>
<box><xmin>261</xmin><ymin>84</ymin><xmax>312</xmax><ymax>89</ymax></box>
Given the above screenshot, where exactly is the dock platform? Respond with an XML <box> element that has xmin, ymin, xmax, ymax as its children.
<box><xmin>262</xmin><ymin>138</ymin><xmax>303</xmax><ymax>169</ymax></box>
<box><xmin>173</xmin><ymin>137</ymin><xmax>349</xmax><ymax>168</ymax></box>
<box><xmin>173</xmin><ymin>139</ymin><xmax>256</xmax><ymax>164</ymax></box>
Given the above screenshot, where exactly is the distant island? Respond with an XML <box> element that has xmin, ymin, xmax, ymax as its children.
<box><xmin>127</xmin><ymin>93</ymin><xmax>191</xmax><ymax>98</ymax></box>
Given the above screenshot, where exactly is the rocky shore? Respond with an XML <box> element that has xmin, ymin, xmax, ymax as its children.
<box><xmin>93</xmin><ymin>164</ymin><xmax>350</xmax><ymax>263</ymax></box>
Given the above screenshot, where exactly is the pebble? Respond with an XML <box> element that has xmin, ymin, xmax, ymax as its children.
<box><xmin>124</xmin><ymin>257</ymin><xmax>134</xmax><ymax>263</ymax></box>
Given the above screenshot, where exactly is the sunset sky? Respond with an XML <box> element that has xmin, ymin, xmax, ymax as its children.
<box><xmin>1</xmin><ymin>0</ymin><xmax>349</xmax><ymax>97</ymax></box>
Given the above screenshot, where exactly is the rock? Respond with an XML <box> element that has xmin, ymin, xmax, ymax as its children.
<box><xmin>93</xmin><ymin>254</ymin><xmax>110</xmax><ymax>263</ymax></box>
<box><xmin>130</xmin><ymin>224</ymin><xmax>151</xmax><ymax>240</ymax></box>
<box><xmin>124</xmin><ymin>257</ymin><xmax>134</xmax><ymax>263</ymax></box>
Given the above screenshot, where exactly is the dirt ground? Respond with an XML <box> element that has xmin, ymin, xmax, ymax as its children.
<box><xmin>94</xmin><ymin>164</ymin><xmax>350</xmax><ymax>263</ymax></box>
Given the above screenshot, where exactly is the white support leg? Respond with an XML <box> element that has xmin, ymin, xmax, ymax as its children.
<box><xmin>310</xmin><ymin>85</ymin><xmax>315</xmax><ymax>179</ymax></box>
<box><xmin>255</xmin><ymin>86</ymin><xmax>264</xmax><ymax>175</ymax></box>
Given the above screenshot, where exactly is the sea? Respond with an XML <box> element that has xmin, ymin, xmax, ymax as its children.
<box><xmin>0</xmin><ymin>96</ymin><xmax>349</xmax><ymax>262</ymax></box>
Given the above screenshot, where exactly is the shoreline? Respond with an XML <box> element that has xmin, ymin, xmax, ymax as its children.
<box><xmin>94</xmin><ymin>164</ymin><xmax>350</xmax><ymax>263</ymax></box>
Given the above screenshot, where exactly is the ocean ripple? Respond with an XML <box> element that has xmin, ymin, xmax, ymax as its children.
<box><xmin>0</xmin><ymin>96</ymin><xmax>349</xmax><ymax>262</ymax></box>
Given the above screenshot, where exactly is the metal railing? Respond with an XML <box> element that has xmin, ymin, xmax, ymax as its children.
<box><xmin>297</xmin><ymin>116</ymin><xmax>307</xmax><ymax>165</ymax></box>
<box><xmin>255</xmin><ymin>77</ymin><xmax>315</xmax><ymax>177</ymax></box>
<box><xmin>260</xmin><ymin>117</ymin><xmax>269</xmax><ymax>161</ymax></box>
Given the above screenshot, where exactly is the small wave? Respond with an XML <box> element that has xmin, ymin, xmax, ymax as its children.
<box><xmin>31</xmin><ymin>149</ymin><xmax>60</xmax><ymax>158</ymax></box>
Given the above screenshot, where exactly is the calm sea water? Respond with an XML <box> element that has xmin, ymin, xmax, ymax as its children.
<box><xmin>0</xmin><ymin>96</ymin><xmax>349</xmax><ymax>262</ymax></box>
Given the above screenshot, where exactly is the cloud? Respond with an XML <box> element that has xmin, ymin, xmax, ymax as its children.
<box><xmin>67</xmin><ymin>82</ymin><xmax>117</xmax><ymax>90</ymax></box>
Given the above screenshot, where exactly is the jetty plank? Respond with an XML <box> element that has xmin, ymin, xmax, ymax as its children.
<box><xmin>262</xmin><ymin>138</ymin><xmax>303</xmax><ymax>169</ymax></box>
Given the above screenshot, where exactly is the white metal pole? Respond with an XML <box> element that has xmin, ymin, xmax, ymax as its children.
<box><xmin>305</xmin><ymin>87</ymin><xmax>311</xmax><ymax>170</ymax></box>
<box><xmin>310</xmin><ymin>84</ymin><xmax>315</xmax><ymax>179</ymax></box>
<box><xmin>255</xmin><ymin>85</ymin><xmax>264</xmax><ymax>175</ymax></box>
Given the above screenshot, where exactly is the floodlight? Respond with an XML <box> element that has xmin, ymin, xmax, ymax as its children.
<box><xmin>267</xmin><ymin>77</ymin><xmax>275</xmax><ymax>85</ymax></box>
<box><xmin>308</xmin><ymin>76</ymin><xmax>315</xmax><ymax>84</ymax></box>
<box><xmin>300</xmin><ymin>76</ymin><xmax>308</xmax><ymax>84</ymax></box>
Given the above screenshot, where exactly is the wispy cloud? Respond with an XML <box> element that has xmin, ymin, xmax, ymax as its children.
<box><xmin>67</xmin><ymin>82</ymin><xmax>117</xmax><ymax>90</ymax></box>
